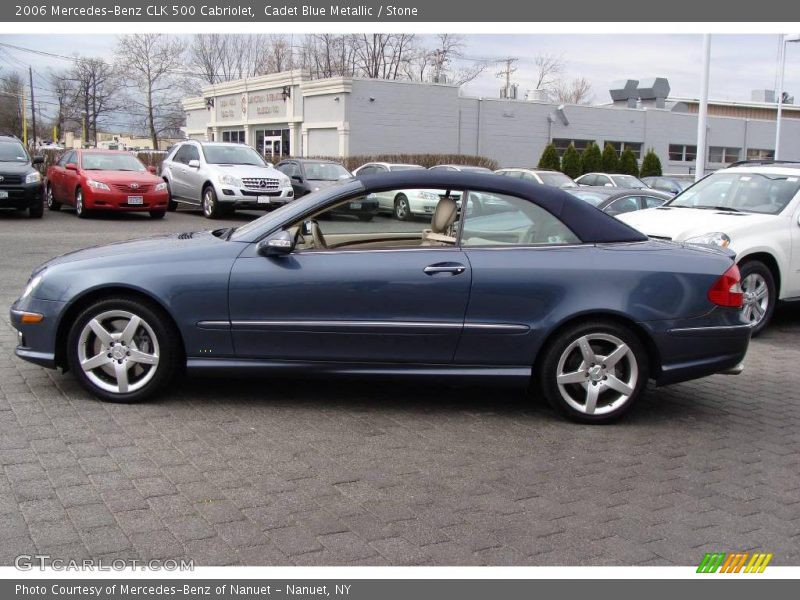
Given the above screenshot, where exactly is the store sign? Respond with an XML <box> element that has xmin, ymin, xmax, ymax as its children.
<box><xmin>216</xmin><ymin>94</ymin><xmax>242</xmax><ymax>121</ymax></box>
<box><xmin>247</xmin><ymin>89</ymin><xmax>287</xmax><ymax>119</ymax></box>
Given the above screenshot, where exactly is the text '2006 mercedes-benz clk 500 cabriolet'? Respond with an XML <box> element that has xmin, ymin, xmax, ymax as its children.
<box><xmin>11</xmin><ymin>171</ymin><xmax>751</xmax><ymax>423</ymax></box>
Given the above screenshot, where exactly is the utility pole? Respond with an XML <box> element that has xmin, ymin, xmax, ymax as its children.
<box><xmin>21</xmin><ymin>85</ymin><xmax>27</xmax><ymax>145</ymax></box>
<box><xmin>496</xmin><ymin>57</ymin><xmax>518</xmax><ymax>97</ymax></box>
<box><xmin>29</xmin><ymin>66</ymin><xmax>37</xmax><ymax>148</ymax></box>
<box><xmin>695</xmin><ymin>34</ymin><xmax>711</xmax><ymax>182</ymax></box>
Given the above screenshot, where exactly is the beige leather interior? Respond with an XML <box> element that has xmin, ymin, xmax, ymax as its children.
<box><xmin>421</xmin><ymin>196</ymin><xmax>458</xmax><ymax>245</ymax></box>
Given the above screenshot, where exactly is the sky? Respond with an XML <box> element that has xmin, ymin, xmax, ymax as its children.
<box><xmin>2</xmin><ymin>33</ymin><xmax>799</xmax><ymax>129</ymax></box>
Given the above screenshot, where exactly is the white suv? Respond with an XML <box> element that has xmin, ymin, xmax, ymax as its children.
<box><xmin>161</xmin><ymin>141</ymin><xmax>293</xmax><ymax>219</ymax></box>
<box><xmin>619</xmin><ymin>162</ymin><xmax>800</xmax><ymax>334</ymax></box>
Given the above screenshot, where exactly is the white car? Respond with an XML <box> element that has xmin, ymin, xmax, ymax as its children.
<box><xmin>619</xmin><ymin>163</ymin><xmax>800</xmax><ymax>334</ymax></box>
<box><xmin>576</xmin><ymin>172</ymin><xmax>649</xmax><ymax>189</ymax></box>
<box><xmin>495</xmin><ymin>168</ymin><xmax>578</xmax><ymax>189</ymax></box>
<box><xmin>353</xmin><ymin>162</ymin><xmax>449</xmax><ymax>220</ymax></box>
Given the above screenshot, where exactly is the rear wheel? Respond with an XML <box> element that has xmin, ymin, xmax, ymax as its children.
<box><xmin>202</xmin><ymin>185</ymin><xmax>223</xmax><ymax>219</ymax></box>
<box><xmin>739</xmin><ymin>260</ymin><xmax>775</xmax><ymax>336</ymax></box>
<box><xmin>46</xmin><ymin>184</ymin><xmax>61</xmax><ymax>211</ymax></box>
<box><xmin>66</xmin><ymin>297</ymin><xmax>179</xmax><ymax>403</ymax></box>
<box><xmin>539</xmin><ymin>320</ymin><xmax>648</xmax><ymax>423</ymax></box>
<box><xmin>394</xmin><ymin>194</ymin><xmax>411</xmax><ymax>220</ymax></box>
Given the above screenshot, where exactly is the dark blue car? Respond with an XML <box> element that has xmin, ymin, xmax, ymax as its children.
<box><xmin>10</xmin><ymin>171</ymin><xmax>751</xmax><ymax>423</ymax></box>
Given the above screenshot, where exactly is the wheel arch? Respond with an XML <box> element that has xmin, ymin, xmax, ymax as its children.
<box><xmin>54</xmin><ymin>285</ymin><xmax>186</xmax><ymax>370</ymax></box>
<box><xmin>533</xmin><ymin>311</ymin><xmax>662</xmax><ymax>380</ymax></box>
<box><xmin>737</xmin><ymin>251</ymin><xmax>781</xmax><ymax>297</ymax></box>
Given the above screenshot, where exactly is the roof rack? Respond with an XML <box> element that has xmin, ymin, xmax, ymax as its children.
<box><xmin>727</xmin><ymin>159</ymin><xmax>800</xmax><ymax>168</ymax></box>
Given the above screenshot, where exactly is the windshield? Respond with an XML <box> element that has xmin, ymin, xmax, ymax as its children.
<box><xmin>0</xmin><ymin>140</ymin><xmax>29</xmax><ymax>162</ymax></box>
<box><xmin>669</xmin><ymin>171</ymin><xmax>800</xmax><ymax>215</ymax></box>
<box><xmin>81</xmin><ymin>153</ymin><xmax>146</xmax><ymax>172</ymax></box>
<box><xmin>389</xmin><ymin>165</ymin><xmax>425</xmax><ymax>171</ymax></box>
<box><xmin>203</xmin><ymin>145</ymin><xmax>266</xmax><ymax>166</ymax></box>
<box><xmin>610</xmin><ymin>175</ymin><xmax>647</xmax><ymax>189</ymax></box>
<box><xmin>304</xmin><ymin>162</ymin><xmax>351</xmax><ymax>181</ymax></box>
<box><xmin>566</xmin><ymin>190</ymin><xmax>608</xmax><ymax>206</ymax></box>
<box><xmin>539</xmin><ymin>172</ymin><xmax>577</xmax><ymax>188</ymax></box>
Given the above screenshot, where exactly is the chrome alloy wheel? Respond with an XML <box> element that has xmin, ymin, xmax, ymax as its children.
<box><xmin>46</xmin><ymin>186</ymin><xmax>54</xmax><ymax>208</ymax></box>
<box><xmin>555</xmin><ymin>333</ymin><xmax>638</xmax><ymax>416</ymax></box>
<box><xmin>75</xmin><ymin>191</ymin><xmax>84</xmax><ymax>215</ymax></box>
<box><xmin>741</xmin><ymin>273</ymin><xmax>769</xmax><ymax>326</ymax></box>
<box><xmin>203</xmin><ymin>189</ymin><xmax>214</xmax><ymax>217</ymax></box>
<box><xmin>77</xmin><ymin>310</ymin><xmax>160</xmax><ymax>395</ymax></box>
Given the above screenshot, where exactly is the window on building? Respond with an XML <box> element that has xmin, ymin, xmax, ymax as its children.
<box><xmin>553</xmin><ymin>138</ymin><xmax>595</xmax><ymax>156</ymax></box>
<box><xmin>668</xmin><ymin>144</ymin><xmax>697</xmax><ymax>162</ymax></box>
<box><xmin>746</xmin><ymin>148</ymin><xmax>775</xmax><ymax>161</ymax></box>
<box><xmin>606</xmin><ymin>141</ymin><xmax>643</xmax><ymax>159</ymax></box>
<box><xmin>708</xmin><ymin>146</ymin><xmax>741</xmax><ymax>164</ymax></box>
<box><xmin>221</xmin><ymin>130</ymin><xmax>246</xmax><ymax>143</ymax></box>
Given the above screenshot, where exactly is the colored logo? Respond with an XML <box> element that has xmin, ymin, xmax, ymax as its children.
<box><xmin>697</xmin><ymin>552</ymin><xmax>773</xmax><ymax>573</ymax></box>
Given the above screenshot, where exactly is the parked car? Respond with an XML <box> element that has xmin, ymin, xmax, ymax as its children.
<box><xmin>619</xmin><ymin>162</ymin><xmax>800</xmax><ymax>334</ymax></box>
<box><xmin>353</xmin><ymin>162</ymin><xmax>449</xmax><ymax>220</ymax></box>
<box><xmin>12</xmin><ymin>170</ymin><xmax>750</xmax><ymax>423</ymax></box>
<box><xmin>276</xmin><ymin>158</ymin><xmax>377</xmax><ymax>221</ymax></box>
<box><xmin>429</xmin><ymin>164</ymin><xmax>494</xmax><ymax>174</ymax></box>
<box><xmin>160</xmin><ymin>141</ymin><xmax>293</xmax><ymax>218</ymax></box>
<box><xmin>575</xmin><ymin>173</ymin><xmax>649</xmax><ymax>189</ymax></box>
<box><xmin>495</xmin><ymin>168</ymin><xmax>578</xmax><ymax>189</ymax></box>
<box><xmin>0</xmin><ymin>134</ymin><xmax>44</xmax><ymax>219</ymax></box>
<box><xmin>45</xmin><ymin>149</ymin><xmax>169</xmax><ymax>219</ymax></box>
<box><xmin>565</xmin><ymin>187</ymin><xmax>671</xmax><ymax>216</ymax></box>
<box><xmin>641</xmin><ymin>175</ymin><xmax>697</xmax><ymax>195</ymax></box>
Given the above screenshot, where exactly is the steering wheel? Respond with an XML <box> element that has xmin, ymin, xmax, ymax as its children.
<box><xmin>310</xmin><ymin>220</ymin><xmax>328</xmax><ymax>249</ymax></box>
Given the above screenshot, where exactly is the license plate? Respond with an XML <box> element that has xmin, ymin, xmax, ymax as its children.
<box><xmin>257</xmin><ymin>196</ymin><xmax>271</xmax><ymax>204</ymax></box>
<box><xmin>127</xmin><ymin>195</ymin><xmax>143</xmax><ymax>205</ymax></box>
<box><xmin>350</xmin><ymin>202</ymin><xmax>362</xmax><ymax>209</ymax></box>
<box><xmin>0</xmin><ymin>191</ymin><xmax>8</xmax><ymax>199</ymax></box>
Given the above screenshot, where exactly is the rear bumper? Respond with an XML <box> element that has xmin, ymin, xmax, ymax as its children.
<box><xmin>648</xmin><ymin>321</ymin><xmax>752</xmax><ymax>386</ymax></box>
<box><xmin>0</xmin><ymin>182</ymin><xmax>44</xmax><ymax>210</ymax></box>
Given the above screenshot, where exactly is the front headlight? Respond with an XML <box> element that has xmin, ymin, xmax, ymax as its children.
<box><xmin>417</xmin><ymin>191</ymin><xmax>439</xmax><ymax>201</ymax></box>
<box><xmin>155</xmin><ymin>182</ymin><xmax>168</xmax><ymax>192</ymax></box>
<box><xmin>218</xmin><ymin>174</ymin><xmax>242</xmax><ymax>187</ymax></box>
<box><xmin>20</xmin><ymin>274</ymin><xmax>43</xmax><ymax>300</ymax></box>
<box><xmin>685</xmin><ymin>232</ymin><xmax>731</xmax><ymax>248</ymax></box>
<box><xmin>86</xmin><ymin>179</ymin><xmax>110</xmax><ymax>191</ymax></box>
<box><xmin>25</xmin><ymin>171</ymin><xmax>42</xmax><ymax>184</ymax></box>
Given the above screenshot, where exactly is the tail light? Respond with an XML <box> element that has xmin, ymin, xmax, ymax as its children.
<box><xmin>708</xmin><ymin>264</ymin><xmax>743</xmax><ymax>308</ymax></box>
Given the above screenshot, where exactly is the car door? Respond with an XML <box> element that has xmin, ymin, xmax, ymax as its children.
<box><xmin>227</xmin><ymin>190</ymin><xmax>472</xmax><ymax>363</ymax></box>
<box><xmin>281</xmin><ymin>162</ymin><xmax>305</xmax><ymax>197</ymax></box>
<box><xmin>178</xmin><ymin>144</ymin><xmax>204</xmax><ymax>203</ymax></box>
<box><xmin>164</xmin><ymin>145</ymin><xmax>190</xmax><ymax>199</ymax></box>
<box><xmin>49</xmin><ymin>151</ymin><xmax>72</xmax><ymax>201</ymax></box>
<box><xmin>62</xmin><ymin>151</ymin><xmax>80</xmax><ymax>204</ymax></box>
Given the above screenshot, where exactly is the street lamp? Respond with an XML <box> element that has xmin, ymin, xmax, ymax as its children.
<box><xmin>775</xmin><ymin>33</ymin><xmax>800</xmax><ymax>161</ymax></box>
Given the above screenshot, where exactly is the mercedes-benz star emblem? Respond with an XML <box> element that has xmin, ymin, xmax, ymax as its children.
<box><xmin>259</xmin><ymin>179</ymin><xmax>267</xmax><ymax>188</ymax></box>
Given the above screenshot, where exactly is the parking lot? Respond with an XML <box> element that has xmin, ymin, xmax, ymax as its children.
<box><xmin>1</xmin><ymin>206</ymin><xmax>799</xmax><ymax>566</ymax></box>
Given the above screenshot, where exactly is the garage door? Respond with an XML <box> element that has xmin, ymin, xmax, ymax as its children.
<box><xmin>307</xmin><ymin>128</ymin><xmax>339</xmax><ymax>156</ymax></box>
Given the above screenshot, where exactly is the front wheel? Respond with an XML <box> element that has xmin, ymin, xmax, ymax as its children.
<box><xmin>75</xmin><ymin>188</ymin><xmax>89</xmax><ymax>219</ymax></box>
<box><xmin>538</xmin><ymin>320</ymin><xmax>648</xmax><ymax>423</ymax></box>
<box><xmin>66</xmin><ymin>297</ymin><xmax>179</xmax><ymax>403</ymax></box>
<box><xmin>394</xmin><ymin>194</ymin><xmax>411</xmax><ymax>221</ymax></box>
<box><xmin>202</xmin><ymin>186</ymin><xmax>223</xmax><ymax>219</ymax></box>
<box><xmin>739</xmin><ymin>260</ymin><xmax>775</xmax><ymax>336</ymax></box>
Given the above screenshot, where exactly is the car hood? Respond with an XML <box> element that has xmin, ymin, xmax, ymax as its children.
<box><xmin>210</xmin><ymin>164</ymin><xmax>287</xmax><ymax>179</ymax></box>
<box><xmin>618</xmin><ymin>206</ymin><xmax>777</xmax><ymax>240</ymax></box>
<box><xmin>80</xmin><ymin>171</ymin><xmax>161</xmax><ymax>185</ymax></box>
<box><xmin>0</xmin><ymin>161</ymin><xmax>34</xmax><ymax>176</ymax></box>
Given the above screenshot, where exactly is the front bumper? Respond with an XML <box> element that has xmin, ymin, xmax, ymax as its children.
<box><xmin>218</xmin><ymin>184</ymin><xmax>294</xmax><ymax>210</ymax></box>
<box><xmin>10</xmin><ymin>296</ymin><xmax>67</xmax><ymax>370</ymax></box>
<box><xmin>84</xmin><ymin>188</ymin><xmax>169</xmax><ymax>211</ymax></box>
<box><xmin>0</xmin><ymin>182</ymin><xmax>44</xmax><ymax>210</ymax></box>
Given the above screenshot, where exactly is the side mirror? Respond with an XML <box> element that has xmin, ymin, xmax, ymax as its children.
<box><xmin>32</xmin><ymin>156</ymin><xmax>44</xmax><ymax>165</ymax></box>
<box><xmin>147</xmin><ymin>165</ymin><xmax>157</xmax><ymax>174</ymax></box>
<box><xmin>66</xmin><ymin>163</ymin><xmax>78</xmax><ymax>171</ymax></box>
<box><xmin>291</xmin><ymin>175</ymin><xmax>303</xmax><ymax>183</ymax></box>
<box><xmin>257</xmin><ymin>230</ymin><xmax>295</xmax><ymax>256</ymax></box>
<box><xmin>188</xmin><ymin>159</ymin><xmax>200</xmax><ymax>168</ymax></box>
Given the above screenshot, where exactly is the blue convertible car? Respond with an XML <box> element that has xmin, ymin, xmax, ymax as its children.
<box><xmin>11</xmin><ymin>171</ymin><xmax>751</xmax><ymax>423</ymax></box>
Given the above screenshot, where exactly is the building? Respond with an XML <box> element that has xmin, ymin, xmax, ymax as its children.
<box><xmin>182</xmin><ymin>70</ymin><xmax>800</xmax><ymax>173</ymax></box>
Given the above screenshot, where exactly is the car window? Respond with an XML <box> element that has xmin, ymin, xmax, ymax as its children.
<box><xmin>65</xmin><ymin>151</ymin><xmax>78</xmax><ymax>166</ymax></box>
<box><xmin>173</xmin><ymin>144</ymin><xmax>197</xmax><ymax>165</ymax></box>
<box><xmin>503</xmin><ymin>170</ymin><xmax>523</xmax><ymax>179</ymax></box>
<box><xmin>520</xmin><ymin>172</ymin><xmax>539</xmax><ymax>182</ymax></box>
<box><xmin>284</xmin><ymin>188</ymin><xmax>462</xmax><ymax>252</ymax></box>
<box><xmin>644</xmin><ymin>195</ymin><xmax>667</xmax><ymax>208</ymax></box>
<box><xmin>57</xmin><ymin>151</ymin><xmax>73</xmax><ymax>167</ymax></box>
<box><xmin>611</xmin><ymin>175</ymin><xmax>647</xmax><ymax>189</ymax></box>
<box><xmin>670</xmin><ymin>172</ymin><xmax>800</xmax><ymax>215</ymax></box>
<box><xmin>604</xmin><ymin>196</ymin><xmax>641</xmax><ymax>216</ymax></box>
<box><xmin>357</xmin><ymin>165</ymin><xmax>375</xmax><ymax>175</ymax></box>
<box><xmin>579</xmin><ymin>174</ymin><xmax>596</xmax><ymax>186</ymax></box>
<box><xmin>461</xmin><ymin>191</ymin><xmax>580</xmax><ymax>246</ymax></box>
<box><xmin>305</xmin><ymin>162</ymin><xmax>350</xmax><ymax>181</ymax></box>
<box><xmin>278</xmin><ymin>162</ymin><xmax>300</xmax><ymax>178</ymax></box>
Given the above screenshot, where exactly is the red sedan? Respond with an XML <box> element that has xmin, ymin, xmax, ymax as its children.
<box><xmin>45</xmin><ymin>149</ymin><xmax>169</xmax><ymax>219</ymax></box>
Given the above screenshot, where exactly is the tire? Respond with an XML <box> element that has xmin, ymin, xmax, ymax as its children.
<box><xmin>394</xmin><ymin>194</ymin><xmax>411</xmax><ymax>221</ymax></box>
<box><xmin>738</xmin><ymin>260</ymin><xmax>776</xmax><ymax>337</ymax></box>
<box><xmin>75</xmin><ymin>188</ymin><xmax>89</xmax><ymax>219</ymax></box>
<box><xmin>66</xmin><ymin>297</ymin><xmax>180</xmax><ymax>403</ymax></box>
<box><xmin>164</xmin><ymin>180</ymin><xmax>177</xmax><ymax>212</ymax></box>
<box><xmin>46</xmin><ymin>184</ymin><xmax>61</xmax><ymax>211</ymax></box>
<box><xmin>202</xmin><ymin>185</ymin><xmax>223</xmax><ymax>219</ymax></box>
<box><xmin>28</xmin><ymin>198</ymin><xmax>44</xmax><ymax>219</ymax></box>
<box><xmin>358</xmin><ymin>214</ymin><xmax>375</xmax><ymax>222</ymax></box>
<box><xmin>149</xmin><ymin>210</ymin><xmax>166</xmax><ymax>219</ymax></box>
<box><xmin>538</xmin><ymin>320</ymin><xmax>649</xmax><ymax>424</ymax></box>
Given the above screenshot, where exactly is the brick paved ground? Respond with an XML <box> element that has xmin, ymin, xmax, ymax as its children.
<box><xmin>1</xmin><ymin>208</ymin><xmax>799</xmax><ymax>566</ymax></box>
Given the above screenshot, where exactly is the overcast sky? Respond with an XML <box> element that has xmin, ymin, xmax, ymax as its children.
<box><xmin>2</xmin><ymin>33</ymin><xmax>799</xmax><ymax>115</ymax></box>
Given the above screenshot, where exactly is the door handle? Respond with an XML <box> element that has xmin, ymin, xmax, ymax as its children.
<box><xmin>424</xmin><ymin>263</ymin><xmax>466</xmax><ymax>275</ymax></box>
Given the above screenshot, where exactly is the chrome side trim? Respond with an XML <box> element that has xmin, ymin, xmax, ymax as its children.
<box><xmin>197</xmin><ymin>320</ymin><xmax>530</xmax><ymax>333</ymax></box>
<box><xmin>667</xmin><ymin>324</ymin><xmax>754</xmax><ymax>334</ymax></box>
<box><xmin>463</xmin><ymin>323</ymin><xmax>529</xmax><ymax>332</ymax></box>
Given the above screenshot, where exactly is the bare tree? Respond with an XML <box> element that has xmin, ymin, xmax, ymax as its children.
<box><xmin>115</xmin><ymin>34</ymin><xmax>187</xmax><ymax>149</ymax></box>
<box><xmin>533</xmin><ymin>54</ymin><xmax>565</xmax><ymax>91</ymax></box>
<box><xmin>550</xmin><ymin>77</ymin><xmax>594</xmax><ymax>105</ymax></box>
<box><xmin>403</xmin><ymin>34</ymin><xmax>487</xmax><ymax>86</ymax></box>
<box><xmin>47</xmin><ymin>70</ymin><xmax>76</xmax><ymax>141</ymax></box>
<box><xmin>0</xmin><ymin>70</ymin><xmax>24</xmax><ymax>138</ymax></box>
<box><xmin>70</xmin><ymin>57</ymin><xmax>120</xmax><ymax>146</ymax></box>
